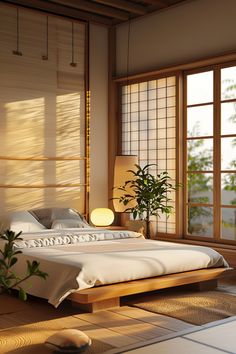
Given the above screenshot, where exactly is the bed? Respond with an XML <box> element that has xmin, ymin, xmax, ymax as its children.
<box><xmin>3</xmin><ymin>208</ymin><xmax>232</xmax><ymax>312</ymax></box>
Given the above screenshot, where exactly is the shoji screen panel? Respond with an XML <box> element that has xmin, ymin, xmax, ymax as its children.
<box><xmin>0</xmin><ymin>4</ymin><xmax>88</xmax><ymax>220</ymax></box>
<box><xmin>121</xmin><ymin>76</ymin><xmax>176</xmax><ymax>235</ymax></box>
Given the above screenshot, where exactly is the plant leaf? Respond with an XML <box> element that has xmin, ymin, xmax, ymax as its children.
<box><xmin>9</xmin><ymin>257</ymin><xmax>18</xmax><ymax>267</ymax></box>
<box><xmin>18</xmin><ymin>287</ymin><xmax>27</xmax><ymax>301</ymax></box>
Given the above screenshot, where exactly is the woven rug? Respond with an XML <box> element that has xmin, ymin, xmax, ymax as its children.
<box><xmin>4</xmin><ymin>339</ymin><xmax>113</xmax><ymax>354</ymax></box>
<box><xmin>128</xmin><ymin>290</ymin><xmax>236</xmax><ymax>325</ymax></box>
<box><xmin>0</xmin><ymin>318</ymin><xmax>114</xmax><ymax>354</ymax></box>
<box><xmin>0</xmin><ymin>294</ymin><xmax>115</xmax><ymax>354</ymax></box>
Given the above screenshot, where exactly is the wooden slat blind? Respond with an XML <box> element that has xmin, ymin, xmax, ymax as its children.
<box><xmin>0</xmin><ymin>3</ymin><xmax>88</xmax><ymax>221</ymax></box>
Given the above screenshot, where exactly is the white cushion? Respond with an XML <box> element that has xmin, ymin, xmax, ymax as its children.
<box><xmin>45</xmin><ymin>329</ymin><xmax>91</xmax><ymax>352</ymax></box>
<box><xmin>10</xmin><ymin>211</ymin><xmax>46</xmax><ymax>233</ymax></box>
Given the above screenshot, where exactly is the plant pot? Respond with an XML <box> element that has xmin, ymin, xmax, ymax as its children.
<box><xmin>124</xmin><ymin>219</ymin><xmax>155</xmax><ymax>239</ymax></box>
<box><xmin>124</xmin><ymin>219</ymin><xmax>146</xmax><ymax>236</ymax></box>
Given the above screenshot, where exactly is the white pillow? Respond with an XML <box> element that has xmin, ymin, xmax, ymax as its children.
<box><xmin>51</xmin><ymin>219</ymin><xmax>90</xmax><ymax>230</ymax></box>
<box><xmin>10</xmin><ymin>211</ymin><xmax>46</xmax><ymax>233</ymax></box>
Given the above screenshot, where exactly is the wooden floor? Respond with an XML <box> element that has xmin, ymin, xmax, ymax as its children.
<box><xmin>0</xmin><ymin>277</ymin><xmax>236</xmax><ymax>353</ymax></box>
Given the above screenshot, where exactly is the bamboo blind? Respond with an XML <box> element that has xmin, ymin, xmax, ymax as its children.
<box><xmin>0</xmin><ymin>3</ymin><xmax>88</xmax><ymax>221</ymax></box>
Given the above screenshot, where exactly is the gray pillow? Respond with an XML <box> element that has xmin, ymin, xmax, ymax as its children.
<box><xmin>29</xmin><ymin>208</ymin><xmax>89</xmax><ymax>229</ymax></box>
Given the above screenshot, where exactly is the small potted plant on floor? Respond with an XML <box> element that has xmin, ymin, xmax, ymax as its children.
<box><xmin>114</xmin><ymin>164</ymin><xmax>178</xmax><ymax>239</ymax></box>
<box><xmin>0</xmin><ymin>229</ymin><xmax>48</xmax><ymax>300</ymax></box>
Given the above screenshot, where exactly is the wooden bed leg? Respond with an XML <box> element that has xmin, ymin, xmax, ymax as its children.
<box><xmin>190</xmin><ymin>279</ymin><xmax>218</xmax><ymax>291</ymax></box>
<box><xmin>71</xmin><ymin>297</ymin><xmax>120</xmax><ymax>313</ymax></box>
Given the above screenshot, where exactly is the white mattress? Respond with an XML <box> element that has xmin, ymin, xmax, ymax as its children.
<box><xmin>9</xmin><ymin>229</ymin><xmax>228</xmax><ymax>307</ymax></box>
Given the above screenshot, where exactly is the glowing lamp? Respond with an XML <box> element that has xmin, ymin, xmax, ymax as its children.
<box><xmin>90</xmin><ymin>208</ymin><xmax>114</xmax><ymax>227</ymax></box>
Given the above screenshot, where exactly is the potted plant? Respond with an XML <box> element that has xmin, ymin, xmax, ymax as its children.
<box><xmin>0</xmin><ymin>229</ymin><xmax>48</xmax><ymax>300</ymax></box>
<box><xmin>114</xmin><ymin>164</ymin><xmax>178</xmax><ymax>239</ymax></box>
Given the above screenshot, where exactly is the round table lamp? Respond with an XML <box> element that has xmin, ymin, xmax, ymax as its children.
<box><xmin>90</xmin><ymin>208</ymin><xmax>114</xmax><ymax>227</ymax></box>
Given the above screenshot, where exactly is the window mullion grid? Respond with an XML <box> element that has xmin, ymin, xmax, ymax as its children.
<box><xmin>184</xmin><ymin>70</ymin><xmax>217</xmax><ymax>240</ymax></box>
<box><xmin>213</xmin><ymin>68</ymin><xmax>221</xmax><ymax>241</ymax></box>
<box><xmin>185</xmin><ymin>124</ymin><xmax>214</xmax><ymax>238</ymax></box>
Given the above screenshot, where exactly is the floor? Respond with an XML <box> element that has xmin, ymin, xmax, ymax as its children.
<box><xmin>108</xmin><ymin>316</ymin><xmax>236</xmax><ymax>354</ymax></box>
<box><xmin>0</xmin><ymin>277</ymin><xmax>235</xmax><ymax>353</ymax></box>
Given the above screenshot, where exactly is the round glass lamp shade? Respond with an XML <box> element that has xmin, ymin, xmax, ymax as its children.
<box><xmin>90</xmin><ymin>208</ymin><xmax>114</xmax><ymax>227</ymax></box>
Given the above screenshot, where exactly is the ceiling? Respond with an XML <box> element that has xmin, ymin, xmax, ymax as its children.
<box><xmin>5</xmin><ymin>0</ymin><xmax>189</xmax><ymax>25</ymax></box>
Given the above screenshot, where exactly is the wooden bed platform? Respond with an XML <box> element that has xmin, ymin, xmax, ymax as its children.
<box><xmin>68</xmin><ymin>267</ymin><xmax>235</xmax><ymax>312</ymax></box>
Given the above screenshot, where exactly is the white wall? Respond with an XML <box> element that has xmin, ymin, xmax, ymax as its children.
<box><xmin>89</xmin><ymin>24</ymin><xmax>108</xmax><ymax>211</ymax></box>
<box><xmin>116</xmin><ymin>0</ymin><xmax>236</xmax><ymax>76</ymax></box>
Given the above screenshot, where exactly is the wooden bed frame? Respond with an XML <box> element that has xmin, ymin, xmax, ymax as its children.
<box><xmin>68</xmin><ymin>267</ymin><xmax>234</xmax><ymax>312</ymax></box>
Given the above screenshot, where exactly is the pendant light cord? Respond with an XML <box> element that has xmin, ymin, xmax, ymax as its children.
<box><xmin>16</xmin><ymin>8</ymin><xmax>19</xmax><ymax>52</ymax></box>
<box><xmin>126</xmin><ymin>15</ymin><xmax>131</xmax><ymax>153</ymax></box>
<box><xmin>13</xmin><ymin>7</ymin><xmax>22</xmax><ymax>55</ymax></box>
<box><xmin>70</xmin><ymin>22</ymin><xmax>77</xmax><ymax>67</ymax></box>
<box><xmin>42</xmin><ymin>16</ymin><xmax>49</xmax><ymax>60</ymax></box>
<box><xmin>126</xmin><ymin>15</ymin><xmax>131</xmax><ymax>87</ymax></box>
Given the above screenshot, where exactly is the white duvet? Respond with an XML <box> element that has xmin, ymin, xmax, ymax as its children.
<box><xmin>9</xmin><ymin>229</ymin><xmax>228</xmax><ymax>307</ymax></box>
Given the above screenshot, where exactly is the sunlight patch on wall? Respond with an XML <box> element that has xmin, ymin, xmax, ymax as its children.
<box><xmin>3</xmin><ymin>97</ymin><xmax>45</xmax><ymax>157</ymax></box>
<box><xmin>0</xmin><ymin>160</ymin><xmax>83</xmax><ymax>186</ymax></box>
<box><xmin>56</xmin><ymin>92</ymin><xmax>84</xmax><ymax>157</ymax></box>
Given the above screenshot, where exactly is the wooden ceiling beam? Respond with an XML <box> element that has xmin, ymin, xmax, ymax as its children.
<box><xmin>141</xmin><ymin>0</ymin><xmax>167</xmax><ymax>6</ymax></box>
<box><xmin>143</xmin><ymin>0</ymin><xmax>187</xmax><ymax>10</ymax></box>
<box><xmin>5</xmin><ymin>0</ymin><xmax>113</xmax><ymax>25</ymax></box>
<box><xmin>5</xmin><ymin>0</ymin><xmax>189</xmax><ymax>26</ymax></box>
<box><xmin>141</xmin><ymin>0</ymin><xmax>187</xmax><ymax>13</ymax></box>
<box><xmin>94</xmin><ymin>0</ymin><xmax>147</xmax><ymax>15</ymax></box>
<box><xmin>167</xmin><ymin>0</ymin><xmax>186</xmax><ymax>5</ymax></box>
<box><xmin>48</xmin><ymin>0</ymin><xmax>130</xmax><ymax>20</ymax></box>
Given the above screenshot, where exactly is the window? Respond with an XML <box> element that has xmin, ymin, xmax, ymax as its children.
<box><xmin>185</xmin><ymin>64</ymin><xmax>236</xmax><ymax>242</ymax></box>
<box><xmin>121</xmin><ymin>75</ymin><xmax>177</xmax><ymax>235</ymax></box>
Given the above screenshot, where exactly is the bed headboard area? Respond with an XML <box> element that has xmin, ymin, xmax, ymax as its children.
<box><xmin>0</xmin><ymin>3</ymin><xmax>89</xmax><ymax>229</ymax></box>
<box><xmin>8</xmin><ymin>208</ymin><xmax>90</xmax><ymax>233</ymax></box>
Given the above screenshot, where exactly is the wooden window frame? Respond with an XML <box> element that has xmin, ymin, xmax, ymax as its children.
<box><xmin>113</xmin><ymin>53</ymin><xmax>236</xmax><ymax>247</ymax></box>
<box><xmin>116</xmin><ymin>71</ymin><xmax>181</xmax><ymax>238</ymax></box>
<box><xmin>183</xmin><ymin>61</ymin><xmax>236</xmax><ymax>245</ymax></box>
